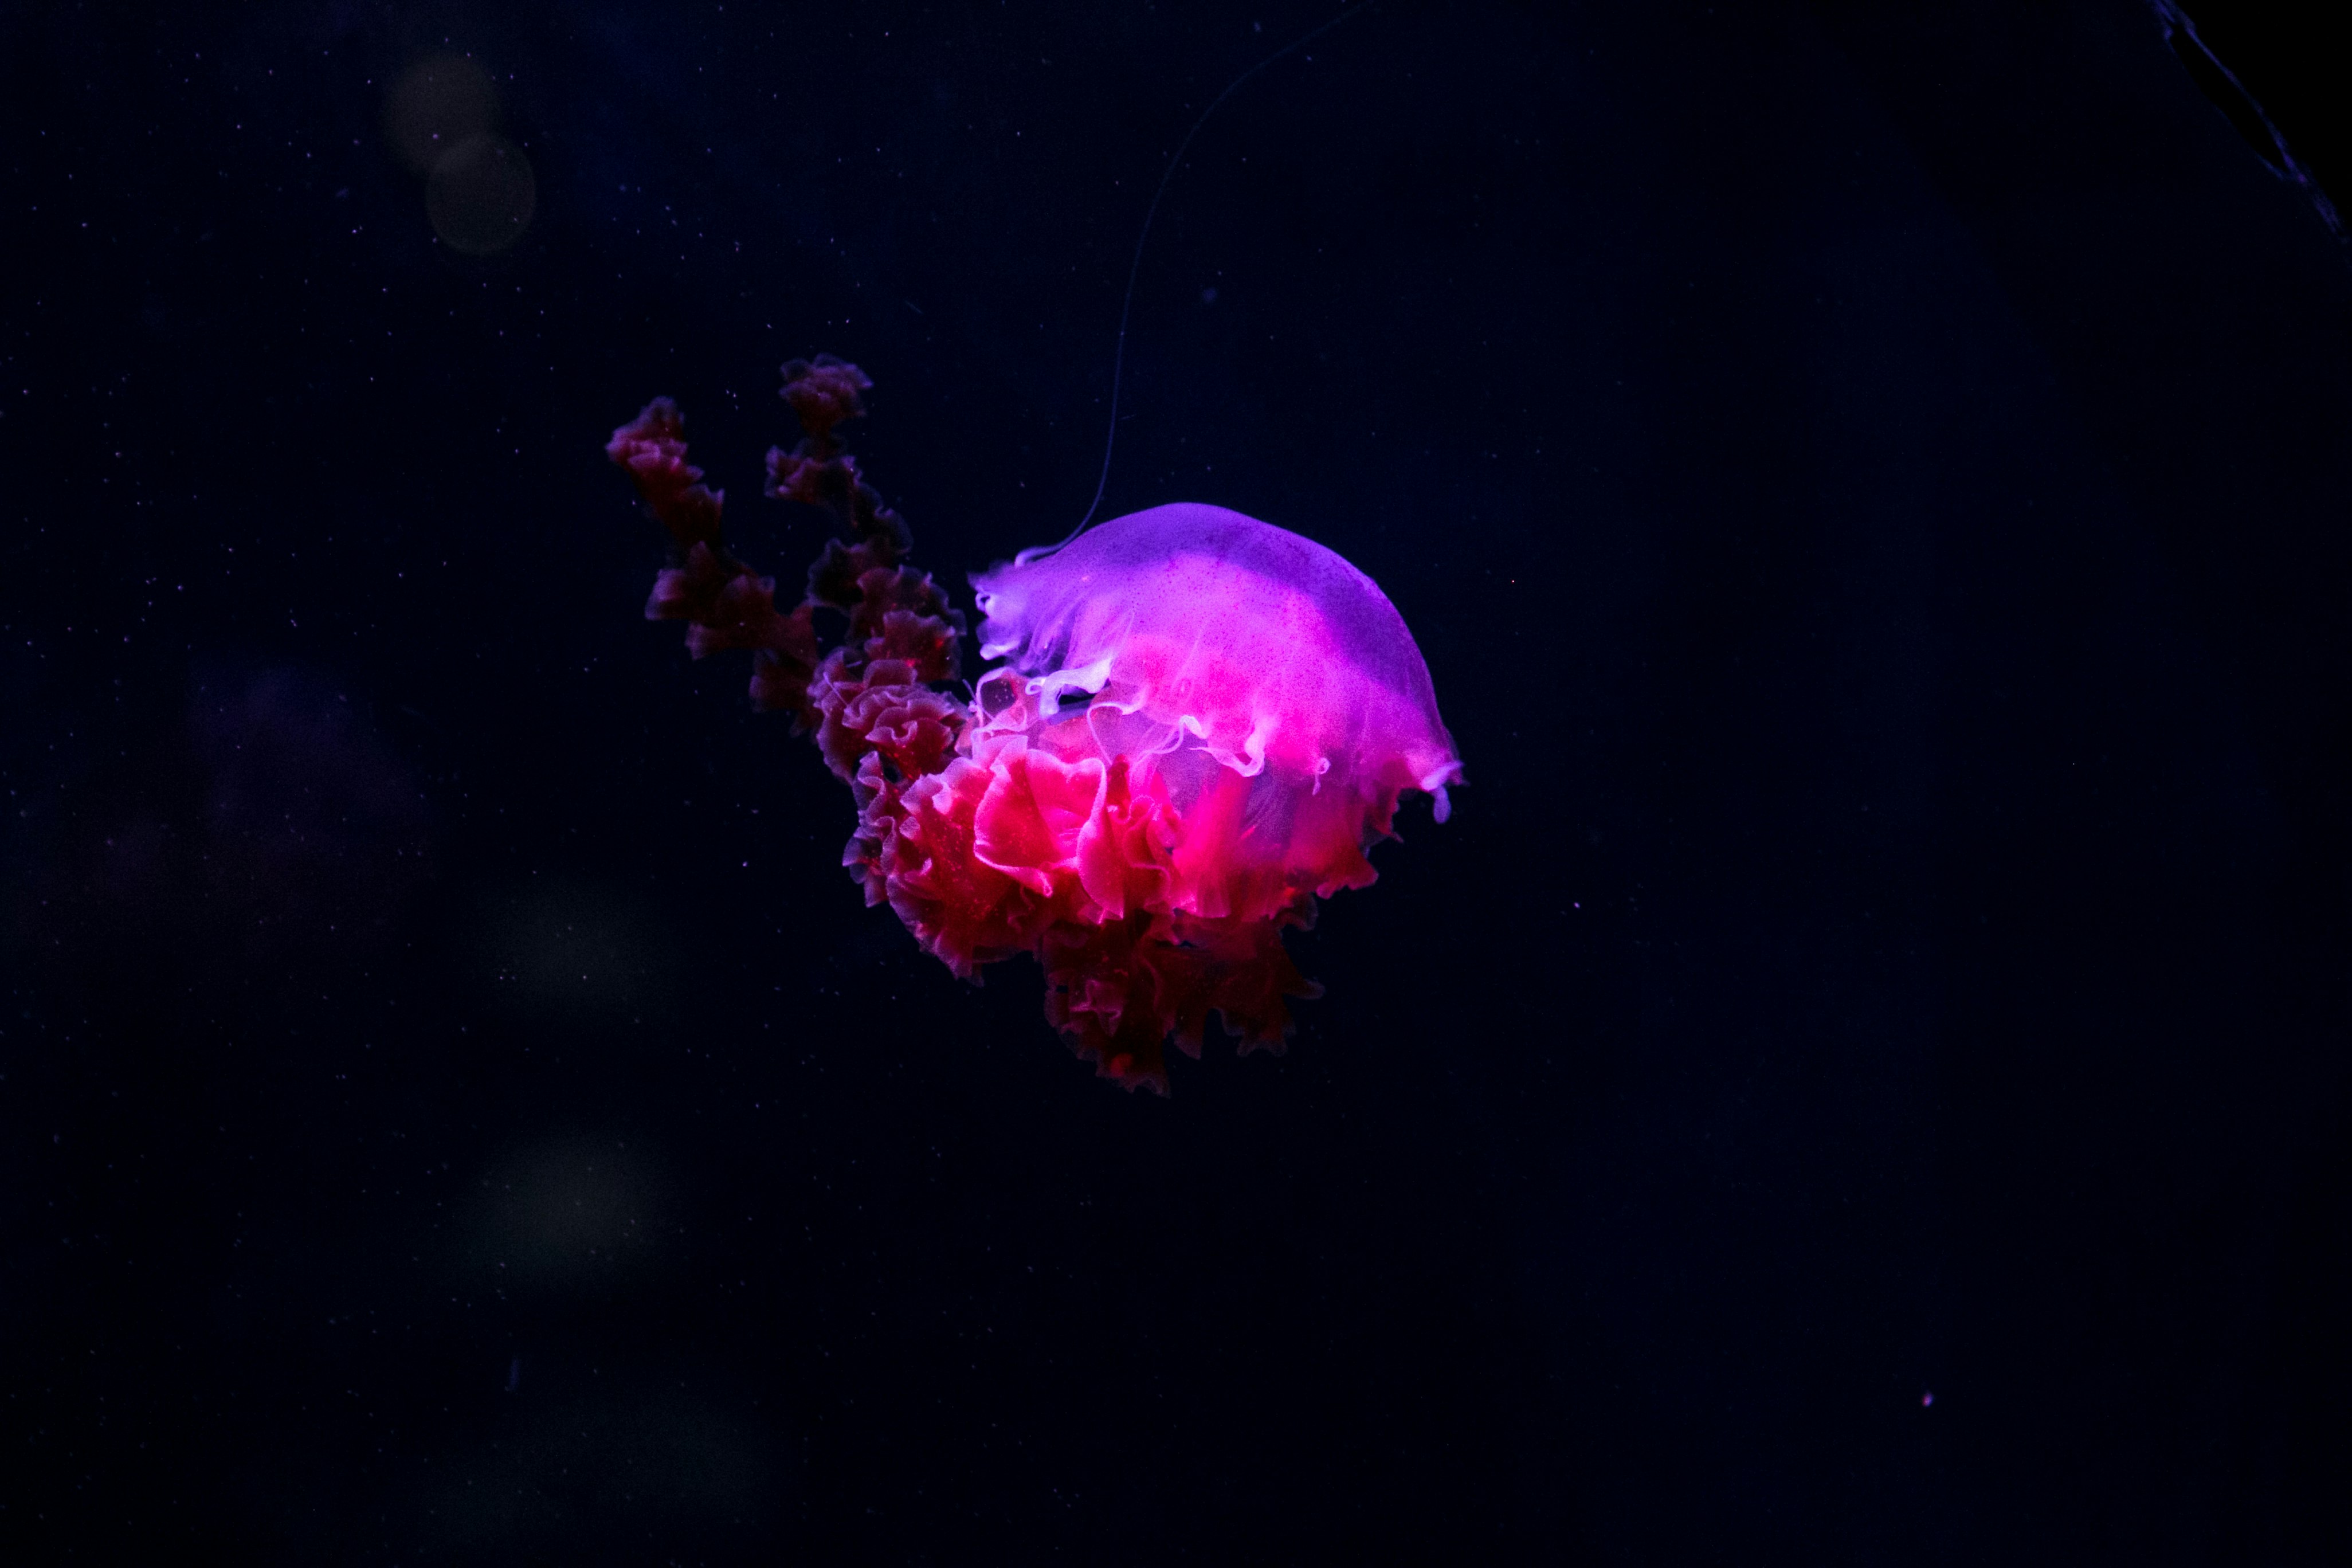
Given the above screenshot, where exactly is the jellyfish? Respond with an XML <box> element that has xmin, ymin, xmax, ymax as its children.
<box><xmin>608</xmin><ymin>358</ymin><xmax>1460</xmax><ymax>1091</ymax></box>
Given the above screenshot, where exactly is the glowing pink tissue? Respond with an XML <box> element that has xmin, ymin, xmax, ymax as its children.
<box><xmin>613</xmin><ymin>363</ymin><xmax>1461</xmax><ymax>1092</ymax></box>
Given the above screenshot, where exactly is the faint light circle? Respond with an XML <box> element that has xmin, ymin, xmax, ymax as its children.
<box><xmin>426</xmin><ymin>134</ymin><xmax>536</xmax><ymax>255</ymax></box>
<box><xmin>385</xmin><ymin>54</ymin><xmax>500</xmax><ymax>176</ymax></box>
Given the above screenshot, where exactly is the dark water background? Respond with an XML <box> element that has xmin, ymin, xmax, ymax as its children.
<box><xmin>5</xmin><ymin>1</ymin><xmax>2349</xmax><ymax>1560</ymax></box>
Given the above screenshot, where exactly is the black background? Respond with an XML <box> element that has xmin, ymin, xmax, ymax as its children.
<box><xmin>5</xmin><ymin>1</ymin><xmax>2349</xmax><ymax>1561</ymax></box>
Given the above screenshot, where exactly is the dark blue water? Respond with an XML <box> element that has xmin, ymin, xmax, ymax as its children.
<box><xmin>5</xmin><ymin>2</ymin><xmax>2348</xmax><ymax>1560</ymax></box>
